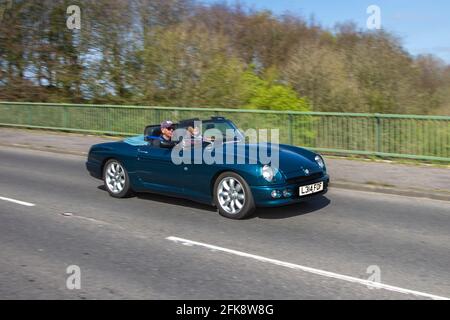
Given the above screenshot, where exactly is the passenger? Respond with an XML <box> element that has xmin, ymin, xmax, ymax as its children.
<box><xmin>183</xmin><ymin>121</ymin><xmax>203</xmax><ymax>148</ymax></box>
<box><xmin>187</xmin><ymin>122</ymin><xmax>202</xmax><ymax>139</ymax></box>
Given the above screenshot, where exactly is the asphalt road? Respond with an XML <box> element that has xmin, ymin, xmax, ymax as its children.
<box><xmin>0</xmin><ymin>146</ymin><xmax>449</xmax><ymax>300</ymax></box>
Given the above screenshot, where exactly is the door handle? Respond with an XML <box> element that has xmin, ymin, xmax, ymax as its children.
<box><xmin>137</xmin><ymin>149</ymin><xmax>149</xmax><ymax>154</ymax></box>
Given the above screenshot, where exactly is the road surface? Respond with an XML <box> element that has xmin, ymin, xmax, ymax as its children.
<box><xmin>0</xmin><ymin>146</ymin><xmax>449</xmax><ymax>300</ymax></box>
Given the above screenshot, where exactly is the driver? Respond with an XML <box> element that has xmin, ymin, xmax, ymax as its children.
<box><xmin>152</xmin><ymin>120</ymin><xmax>177</xmax><ymax>148</ymax></box>
<box><xmin>161</xmin><ymin>120</ymin><xmax>175</xmax><ymax>141</ymax></box>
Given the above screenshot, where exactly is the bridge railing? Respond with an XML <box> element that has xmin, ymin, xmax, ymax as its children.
<box><xmin>1</xmin><ymin>102</ymin><xmax>449</xmax><ymax>162</ymax></box>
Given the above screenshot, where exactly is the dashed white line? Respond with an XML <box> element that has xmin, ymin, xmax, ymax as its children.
<box><xmin>0</xmin><ymin>196</ymin><xmax>35</xmax><ymax>207</ymax></box>
<box><xmin>167</xmin><ymin>236</ymin><xmax>449</xmax><ymax>300</ymax></box>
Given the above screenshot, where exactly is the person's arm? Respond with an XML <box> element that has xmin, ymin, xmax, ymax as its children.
<box><xmin>160</xmin><ymin>137</ymin><xmax>178</xmax><ymax>148</ymax></box>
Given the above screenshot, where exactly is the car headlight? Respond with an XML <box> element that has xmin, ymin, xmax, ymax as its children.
<box><xmin>315</xmin><ymin>155</ymin><xmax>325</xmax><ymax>169</ymax></box>
<box><xmin>262</xmin><ymin>165</ymin><xmax>274</xmax><ymax>182</ymax></box>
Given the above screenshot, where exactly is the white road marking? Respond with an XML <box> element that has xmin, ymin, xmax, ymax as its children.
<box><xmin>167</xmin><ymin>236</ymin><xmax>449</xmax><ymax>300</ymax></box>
<box><xmin>0</xmin><ymin>196</ymin><xmax>35</xmax><ymax>207</ymax></box>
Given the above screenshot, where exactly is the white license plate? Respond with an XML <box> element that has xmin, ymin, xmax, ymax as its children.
<box><xmin>299</xmin><ymin>182</ymin><xmax>324</xmax><ymax>197</ymax></box>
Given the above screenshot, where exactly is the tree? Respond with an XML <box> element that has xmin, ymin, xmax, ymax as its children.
<box><xmin>1</xmin><ymin>0</ymin><xmax>449</xmax><ymax>115</ymax></box>
<box><xmin>283</xmin><ymin>41</ymin><xmax>363</xmax><ymax>112</ymax></box>
<box><xmin>239</xmin><ymin>68</ymin><xmax>309</xmax><ymax>111</ymax></box>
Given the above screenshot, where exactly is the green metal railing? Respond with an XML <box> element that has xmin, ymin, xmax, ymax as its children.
<box><xmin>1</xmin><ymin>102</ymin><xmax>449</xmax><ymax>162</ymax></box>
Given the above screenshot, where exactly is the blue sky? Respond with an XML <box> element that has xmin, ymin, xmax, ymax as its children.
<box><xmin>204</xmin><ymin>0</ymin><xmax>450</xmax><ymax>63</ymax></box>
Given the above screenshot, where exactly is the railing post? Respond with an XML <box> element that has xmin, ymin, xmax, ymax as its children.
<box><xmin>288</xmin><ymin>113</ymin><xmax>293</xmax><ymax>145</ymax></box>
<box><xmin>63</xmin><ymin>106</ymin><xmax>68</xmax><ymax>128</ymax></box>
<box><xmin>375</xmin><ymin>113</ymin><xmax>381</xmax><ymax>155</ymax></box>
<box><xmin>27</xmin><ymin>104</ymin><xmax>33</xmax><ymax>125</ymax></box>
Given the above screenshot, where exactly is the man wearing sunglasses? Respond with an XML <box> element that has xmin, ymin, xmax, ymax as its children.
<box><xmin>160</xmin><ymin>120</ymin><xmax>175</xmax><ymax>142</ymax></box>
<box><xmin>151</xmin><ymin>120</ymin><xmax>177</xmax><ymax>148</ymax></box>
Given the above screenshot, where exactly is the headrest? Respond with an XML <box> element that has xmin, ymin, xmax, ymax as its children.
<box><xmin>144</xmin><ymin>125</ymin><xmax>155</xmax><ymax>137</ymax></box>
<box><xmin>151</xmin><ymin>128</ymin><xmax>162</xmax><ymax>137</ymax></box>
<box><xmin>144</xmin><ymin>125</ymin><xmax>160</xmax><ymax>140</ymax></box>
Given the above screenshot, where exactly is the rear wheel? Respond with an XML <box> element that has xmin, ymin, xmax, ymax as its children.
<box><xmin>103</xmin><ymin>159</ymin><xmax>132</xmax><ymax>198</ymax></box>
<box><xmin>214</xmin><ymin>172</ymin><xmax>255</xmax><ymax>220</ymax></box>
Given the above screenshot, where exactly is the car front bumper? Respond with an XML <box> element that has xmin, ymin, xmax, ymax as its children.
<box><xmin>251</xmin><ymin>174</ymin><xmax>330</xmax><ymax>207</ymax></box>
<box><xmin>86</xmin><ymin>160</ymin><xmax>102</xmax><ymax>179</ymax></box>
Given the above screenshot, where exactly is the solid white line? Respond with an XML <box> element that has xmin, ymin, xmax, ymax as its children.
<box><xmin>166</xmin><ymin>236</ymin><xmax>449</xmax><ymax>300</ymax></box>
<box><xmin>0</xmin><ymin>196</ymin><xmax>35</xmax><ymax>207</ymax></box>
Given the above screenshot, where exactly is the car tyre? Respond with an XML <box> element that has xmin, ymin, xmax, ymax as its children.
<box><xmin>214</xmin><ymin>172</ymin><xmax>255</xmax><ymax>220</ymax></box>
<box><xmin>103</xmin><ymin>159</ymin><xmax>133</xmax><ymax>198</ymax></box>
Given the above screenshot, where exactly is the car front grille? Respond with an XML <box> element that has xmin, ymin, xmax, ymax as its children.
<box><xmin>286</xmin><ymin>172</ymin><xmax>324</xmax><ymax>185</ymax></box>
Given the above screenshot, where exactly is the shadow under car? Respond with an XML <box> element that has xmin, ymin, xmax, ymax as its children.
<box><xmin>97</xmin><ymin>185</ymin><xmax>331</xmax><ymax>220</ymax></box>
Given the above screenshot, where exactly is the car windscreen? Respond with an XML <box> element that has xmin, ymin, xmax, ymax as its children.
<box><xmin>200</xmin><ymin>121</ymin><xmax>244</xmax><ymax>140</ymax></box>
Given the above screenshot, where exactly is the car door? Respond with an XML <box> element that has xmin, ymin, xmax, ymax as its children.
<box><xmin>135</xmin><ymin>143</ymin><xmax>185</xmax><ymax>195</ymax></box>
<box><xmin>179</xmin><ymin>140</ymin><xmax>220</xmax><ymax>203</ymax></box>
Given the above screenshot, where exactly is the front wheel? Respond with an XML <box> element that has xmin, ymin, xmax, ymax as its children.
<box><xmin>214</xmin><ymin>172</ymin><xmax>255</xmax><ymax>220</ymax></box>
<box><xmin>103</xmin><ymin>159</ymin><xmax>133</xmax><ymax>198</ymax></box>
